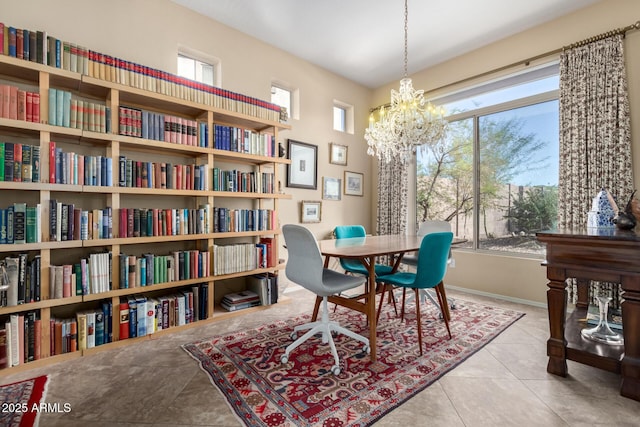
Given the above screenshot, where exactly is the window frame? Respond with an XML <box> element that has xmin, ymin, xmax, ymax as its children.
<box><xmin>416</xmin><ymin>65</ymin><xmax>560</xmax><ymax>258</ymax></box>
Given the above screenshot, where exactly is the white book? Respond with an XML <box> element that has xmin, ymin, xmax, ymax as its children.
<box><xmin>86</xmin><ymin>311</ymin><xmax>95</xmax><ymax>348</ymax></box>
<box><xmin>5</xmin><ymin>257</ymin><xmax>19</xmax><ymax>307</ymax></box>
<box><xmin>136</xmin><ymin>297</ymin><xmax>147</xmax><ymax>337</ymax></box>
<box><xmin>177</xmin><ymin>295</ymin><xmax>186</xmax><ymax>326</ymax></box>
<box><xmin>9</xmin><ymin>315</ymin><xmax>19</xmax><ymax>366</ymax></box>
<box><xmin>146</xmin><ymin>300</ymin><xmax>156</xmax><ymax>334</ymax></box>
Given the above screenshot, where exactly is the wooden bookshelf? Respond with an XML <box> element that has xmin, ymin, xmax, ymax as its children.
<box><xmin>0</xmin><ymin>53</ymin><xmax>291</xmax><ymax>374</ymax></box>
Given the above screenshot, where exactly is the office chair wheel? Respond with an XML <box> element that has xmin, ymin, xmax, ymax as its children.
<box><xmin>362</xmin><ymin>345</ymin><xmax>370</xmax><ymax>354</ymax></box>
<box><xmin>281</xmin><ymin>354</ymin><xmax>289</xmax><ymax>364</ymax></box>
<box><xmin>331</xmin><ymin>365</ymin><xmax>341</xmax><ymax>375</ymax></box>
<box><xmin>290</xmin><ymin>332</ymin><xmax>297</xmax><ymax>340</ymax></box>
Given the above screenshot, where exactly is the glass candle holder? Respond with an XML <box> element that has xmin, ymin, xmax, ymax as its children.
<box><xmin>581</xmin><ymin>296</ymin><xmax>624</xmax><ymax>345</ymax></box>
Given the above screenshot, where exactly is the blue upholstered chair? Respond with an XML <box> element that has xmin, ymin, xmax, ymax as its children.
<box><xmin>401</xmin><ymin>220</ymin><xmax>455</xmax><ymax>319</ymax></box>
<box><xmin>334</xmin><ymin>225</ymin><xmax>393</xmax><ymax>277</ymax></box>
<box><xmin>281</xmin><ymin>224</ymin><xmax>370</xmax><ymax>375</ymax></box>
<box><xmin>375</xmin><ymin>231</ymin><xmax>454</xmax><ymax>355</ymax></box>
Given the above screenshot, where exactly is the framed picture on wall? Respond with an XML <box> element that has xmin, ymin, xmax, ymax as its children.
<box><xmin>344</xmin><ymin>171</ymin><xmax>364</xmax><ymax>196</ymax></box>
<box><xmin>323</xmin><ymin>176</ymin><xmax>342</xmax><ymax>201</ymax></box>
<box><xmin>329</xmin><ymin>143</ymin><xmax>348</xmax><ymax>165</ymax></box>
<box><xmin>287</xmin><ymin>139</ymin><xmax>318</xmax><ymax>189</ymax></box>
<box><xmin>301</xmin><ymin>200</ymin><xmax>322</xmax><ymax>223</ymax></box>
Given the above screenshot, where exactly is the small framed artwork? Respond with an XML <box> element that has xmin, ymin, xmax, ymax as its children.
<box><xmin>301</xmin><ymin>200</ymin><xmax>322</xmax><ymax>223</ymax></box>
<box><xmin>323</xmin><ymin>176</ymin><xmax>342</xmax><ymax>201</ymax></box>
<box><xmin>329</xmin><ymin>143</ymin><xmax>348</xmax><ymax>166</ymax></box>
<box><xmin>344</xmin><ymin>171</ymin><xmax>364</xmax><ymax>196</ymax></box>
<box><xmin>287</xmin><ymin>139</ymin><xmax>318</xmax><ymax>189</ymax></box>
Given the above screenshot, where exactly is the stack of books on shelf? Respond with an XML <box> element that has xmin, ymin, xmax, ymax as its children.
<box><xmin>0</xmin><ymin>311</ymin><xmax>41</xmax><ymax>368</ymax></box>
<box><xmin>221</xmin><ymin>290</ymin><xmax>260</xmax><ymax>312</ymax></box>
<box><xmin>0</xmin><ymin>84</ymin><xmax>40</xmax><ymax>123</ymax></box>
<box><xmin>49</xmin><ymin>141</ymin><xmax>113</xmax><ymax>186</ymax></box>
<box><xmin>118</xmin><ymin>205</ymin><xmax>209</xmax><ymax>238</ymax></box>
<box><xmin>245</xmin><ymin>273</ymin><xmax>279</xmax><ymax>306</ymax></box>
<box><xmin>48</xmin><ymin>88</ymin><xmax>110</xmax><ymax>133</ymax></box>
<box><xmin>0</xmin><ymin>203</ymin><xmax>41</xmax><ymax>245</ymax></box>
<box><xmin>118</xmin><ymin>156</ymin><xmax>208</xmax><ymax>191</ymax></box>
<box><xmin>1</xmin><ymin>142</ymin><xmax>41</xmax><ymax>183</ymax></box>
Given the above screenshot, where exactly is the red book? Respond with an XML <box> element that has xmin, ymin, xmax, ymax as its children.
<box><xmin>119</xmin><ymin>302</ymin><xmax>129</xmax><ymax>340</ymax></box>
<box><xmin>69</xmin><ymin>320</ymin><xmax>77</xmax><ymax>352</ymax></box>
<box><xmin>26</xmin><ymin>91</ymin><xmax>33</xmax><ymax>122</ymax></box>
<box><xmin>9</xmin><ymin>85</ymin><xmax>18</xmax><ymax>120</ymax></box>
<box><xmin>17</xmin><ymin>90</ymin><xmax>26</xmax><ymax>121</ymax></box>
<box><xmin>1</xmin><ymin>85</ymin><xmax>9</xmax><ymax>118</ymax></box>
<box><xmin>32</xmin><ymin>92</ymin><xmax>40</xmax><ymax>123</ymax></box>
<box><xmin>62</xmin><ymin>264</ymin><xmax>72</xmax><ymax>297</ymax></box>
<box><xmin>16</xmin><ymin>29</ymin><xmax>23</xmax><ymax>60</ymax></box>
<box><xmin>12</xmin><ymin>143</ymin><xmax>22</xmax><ymax>182</ymax></box>
<box><xmin>49</xmin><ymin>141</ymin><xmax>56</xmax><ymax>183</ymax></box>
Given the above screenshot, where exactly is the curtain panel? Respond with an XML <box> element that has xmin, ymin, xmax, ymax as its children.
<box><xmin>558</xmin><ymin>33</ymin><xmax>633</xmax><ymax>229</ymax></box>
<box><xmin>376</xmin><ymin>157</ymin><xmax>408</xmax><ymax>237</ymax></box>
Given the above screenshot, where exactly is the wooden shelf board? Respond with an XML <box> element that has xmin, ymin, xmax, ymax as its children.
<box><xmin>212</xmin><ymin>149</ymin><xmax>291</xmax><ymax>165</ymax></box>
<box><xmin>83</xmin><ymin>277</ymin><xmax>212</xmax><ymax>301</ymax></box>
<box><xmin>116</xmin><ymin>133</ymin><xmax>211</xmax><ymax>155</ymax></box>
<box><xmin>211</xmin><ymin>191</ymin><xmax>289</xmax><ymax>199</ymax></box>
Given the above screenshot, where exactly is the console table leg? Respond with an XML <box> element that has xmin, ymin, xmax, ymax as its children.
<box><xmin>547</xmin><ymin>275</ymin><xmax>568</xmax><ymax>376</ymax></box>
<box><xmin>620</xmin><ymin>290</ymin><xmax>640</xmax><ymax>400</ymax></box>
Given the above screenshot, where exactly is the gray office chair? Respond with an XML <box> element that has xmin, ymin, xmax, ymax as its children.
<box><xmin>401</xmin><ymin>220</ymin><xmax>456</xmax><ymax>316</ymax></box>
<box><xmin>281</xmin><ymin>224</ymin><xmax>370</xmax><ymax>375</ymax></box>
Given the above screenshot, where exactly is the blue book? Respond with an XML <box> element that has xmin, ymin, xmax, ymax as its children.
<box><xmin>0</xmin><ymin>208</ymin><xmax>6</xmax><ymax>244</ymax></box>
<box><xmin>139</xmin><ymin>258</ymin><xmax>146</xmax><ymax>286</ymax></box>
<box><xmin>106</xmin><ymin>157</ymin><xmax>113</xmax><ymax>186</ymax></box>
<box><xmin>55</xmin><ymin>38</ymin><xmax>61</xmax><ymax>68</ymax></box>
<box><xmin>8</xmin><ymin>27</ymin><xmax>16</xmax><ymax>57</ymax></box>
<box><xmin>102</xmin><ymin>301</ymin><xmax>112</xmax><ymax>343</ymax></box>
<box><xmin>62</xmin><ymin>90</ymin><xmax>71</xmax><ymax>127</ymax></box>
<box><xmin>56</xmin><ymin>89</ymin><xmax>64</xmax><ymax>127</ymax></box>
<box><xmin>136</xmin><ymin>297</ymin><xmax>147</xmax><ymax>337</ymax></box>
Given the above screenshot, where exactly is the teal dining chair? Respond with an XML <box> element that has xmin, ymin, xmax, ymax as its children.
<box><xmin>375</xmin><ymin>231</ymin><xmax>454</xmax><ymax>355</ymax></box>
<box><xmin>333</xmin><ymin>225</ymin><xmax>397</xmax><ymax>315</ymax></box>
<box><xmin>401</xmin><ymin>220</ymin><xmax>456</xmax><ymax>319</ymax></box>
<box><xmin>333</xmin><ymin>225</ymin><xmax>393</xmax><ymax>277</ymax></box>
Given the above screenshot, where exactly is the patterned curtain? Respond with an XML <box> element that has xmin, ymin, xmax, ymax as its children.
<box><xmin>559</xmin><ymin>33</ymin><xmax>633</xmax><ymax>309</ymax></box>
<box><xmin>376</xmin><ymin>156</ymin><xmax>408</xmax><ymax>237</ymax></box>
<box><xmin>558</xmin><ymin>33</ymin><xmax>633</xmax><ymax>229</ymax></box>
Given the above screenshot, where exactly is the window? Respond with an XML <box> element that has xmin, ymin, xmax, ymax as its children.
<box><xmin>333</xmin><ymin>106</ymin><xmax>346</xmax><ymax>132</ymax></box>
<box><xmin>332</xmin><ymin>100</ymin><xmax>354</xmax><ymax>134</ymax></box>
<box><xmin>271</xmin><ymin>85</ymin><xmax>291</xmax><ymax>119</ymax></box>
<box><xmin>416</xmin><ymin>63</ymin><xmax>559</xmax><ymax>256</ymax></box>
<box><xmin>178</xmin><ymin>53</ymin><xmax>220</xmax><ymax>87</ymax></box>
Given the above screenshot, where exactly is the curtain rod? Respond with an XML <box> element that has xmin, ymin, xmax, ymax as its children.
<box><xmin>370</xmin><ymin>19</ymin><xmax>640</xmax><ymax>110</ymax></box>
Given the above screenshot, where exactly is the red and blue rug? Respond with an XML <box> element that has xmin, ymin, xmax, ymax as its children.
<box><xmin>183</xmin><ymin>298</ymin><xmax>524</xmax><ymax>427</ymax></box>
<box><xmin>0</xmin><ymin>375</ymin><xmax>49</xmax><ymax>427</ymax></box>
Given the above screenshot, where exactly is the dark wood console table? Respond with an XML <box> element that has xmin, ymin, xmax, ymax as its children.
<box><xmin>536</xmin><ymin>229</ymin><xmax>640</xmax><ymax>401</ymax></box>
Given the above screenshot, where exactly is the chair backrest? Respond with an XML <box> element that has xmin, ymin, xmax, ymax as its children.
<box><xmin>417</xmin><ymin>220</ymin><xmax>451</xmax><ymax>237</ymax></box>
<box><xmin>334</xmin><ymin>225</ymin><xmax>366</xmax><ymax>239</ymax></box>
<box><xmin>282</xmin><ymin>224</ymin><xmax>326</xmax><ymax>294</ymax></box>
<box><xmin>414</xmin><ymin>231</ymin><xmax>454</xmax><ymax>289</ymax></box>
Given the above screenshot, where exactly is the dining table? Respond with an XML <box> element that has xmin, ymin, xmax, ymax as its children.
<box><xmin>317</xmin><ymin>234</ymin><xmax>454</xmax><ymax>362</ymax></box>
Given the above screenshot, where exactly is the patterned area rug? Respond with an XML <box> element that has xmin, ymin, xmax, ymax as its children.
<box><xmin>0</xmin><ymin>375</ymin><xmax>49</xmax><ymax>427</ymax></box>
<box><xmin>183</xmin><ymin>298</ymin><xmax>524</xmax><ymax>427</ymax></box>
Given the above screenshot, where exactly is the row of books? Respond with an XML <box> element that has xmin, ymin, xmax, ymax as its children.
<box><xmin>212</xmin><ymin>240</ymin><xmax>273</xmax><ymax>276</ymax></box>
<box><xmin>0</xmin><ymin>311</ymin><xmax>40</xmax><ymax>368</ymax></box>
<box><xmin>48</xmin><ymin>88</ymin><xmax>110</xmax><ymax>133</ymax></box>
<box><xmin>0</xmin><ymin>254</ymin><xmax>41</xmax><ymax>307</ymax></box>
<box><xmin>0</xmin><ymin>142</ymin><xmax>41</xmax><ymax>183</ymax></box>
<box><xmin>118</xmin><ymin>206</ymin><xmax>210</xmax><ymax>238</ymax></box>
<box><xmin>119</xmin><ymin>250</ymin><xmax>211</xmax><ymax>289</ymax></box>
<box><xmin>50</xmin><ymin>143</ymin><xmax>113</xmax><ymax>186</ymax></box>
<box><xmin>0</xmin><ymin>23</ymin><xmax>283</xmax><ymax>122</ymax></box>
<box><xmin>0</xmin><ymin>84</ymin><xmax>40</xmax><ymax>123</ymax></box>
<box><xmin>119</xmin><ymin>285</ymin><xmax>208</xmax><ymax>340</ymax></box>
<box><xmin>48</xmin><ymin>201</ymin><xmax>113</xmax><ymax>241</ymax></box>
<box><xmin>213</xmin><ymin>124</ymin><xmax>277</xmax><ymax>157</ymax></box>
<box><xmin>49</xmin><ymin>251</ymin><xmax>112</xmax><ymax>297</ymax></box>
<box><xmin>212</xmin><ymin>168</ymin><xmax>275</xmax><ymax>193</ymax></box>
<box><xmin>118</xmin><ymin>156</ymin><xmax>208</xmax><ymax>191</ymax></box>
<box><xmin>213</xmin><ymin>207</ymin><xmax>276</xmax><ymax>233</ymax></box>
<box><xmin>0</xmin><ymin>203</ymin><xmax>41</xmax><ymax>245</ymax></box>
<box><xmin>118</xmin><ymin>106</ymin><xmax>206</xmax><ymax>147</ymax></box>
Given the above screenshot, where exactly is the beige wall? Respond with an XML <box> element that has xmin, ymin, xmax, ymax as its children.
<box><xmin>6</xmin><ymin>0</ymin><xmax>640</xmax><ymax>305</ymax></box>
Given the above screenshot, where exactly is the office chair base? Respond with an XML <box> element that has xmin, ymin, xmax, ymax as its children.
<box><xmin>281</xmin><ymin>297</ymin><xmax>369</xmax><ymax>374</ymax></box>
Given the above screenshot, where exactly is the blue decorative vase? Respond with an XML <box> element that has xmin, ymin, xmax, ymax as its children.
<box><xmin>587</xmin><ymin>188</ymin><xmax>617</xmax><ymax>228</ymax></box>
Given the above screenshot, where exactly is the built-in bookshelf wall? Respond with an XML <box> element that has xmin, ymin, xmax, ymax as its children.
<box><xmin>0</xmin><ymin>40</ymin><xmax>291</xmax><ymax>372</ymax></box>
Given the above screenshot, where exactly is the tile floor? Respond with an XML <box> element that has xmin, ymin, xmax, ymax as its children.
<box><xmin>2</xmin><ymin>284</ymin><xmax>640</xmax><ymax>426</ymax></box>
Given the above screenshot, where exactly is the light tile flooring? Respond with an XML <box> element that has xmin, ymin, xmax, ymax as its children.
<box><xmin>2</xmin><ymin>284</ymin><xmax>640</xmax><ymax>426</ymax></box>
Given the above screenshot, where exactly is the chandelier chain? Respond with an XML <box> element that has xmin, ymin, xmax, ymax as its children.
<box><xmin>404</xmin><ymin>0</ymin><xmax>408</xmax><ymax>78</ymax></box>
<box><xmin>364</xmin><ymin>0</ymin><xmax>448</xmax><ymax>163</ymax></box>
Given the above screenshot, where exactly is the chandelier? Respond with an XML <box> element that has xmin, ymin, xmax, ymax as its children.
<box><xmin>365</xmin><ymin>0</ymin><xmax>448</xmax><ymax>163</ymax></box>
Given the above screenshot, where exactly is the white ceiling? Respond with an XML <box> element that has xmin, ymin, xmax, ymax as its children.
<box><xmin>171</xmin><ymin>0</ymin><xmax>601</xmax><ymax>88</ymax></box>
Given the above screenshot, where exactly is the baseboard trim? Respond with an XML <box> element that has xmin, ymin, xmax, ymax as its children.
<box><xmin>446</xmin><ymin>285</ymin><xmax>547</xmax><ymax>309</ymax></box>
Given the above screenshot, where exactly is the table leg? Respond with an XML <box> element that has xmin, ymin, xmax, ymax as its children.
<box><xmin>546</xmin><ymin>268</ymin><xmax>568</xmax><ymax>377</ymax></box>
<box><xmin>620</xmin><ymin>278</ymin><xmax>640</xmax><ymax>400</ymax></box>
<box><xmin>362</xmin><ymin>256</ymin><xmax>377</xmax><ymax>362</ymax></box>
